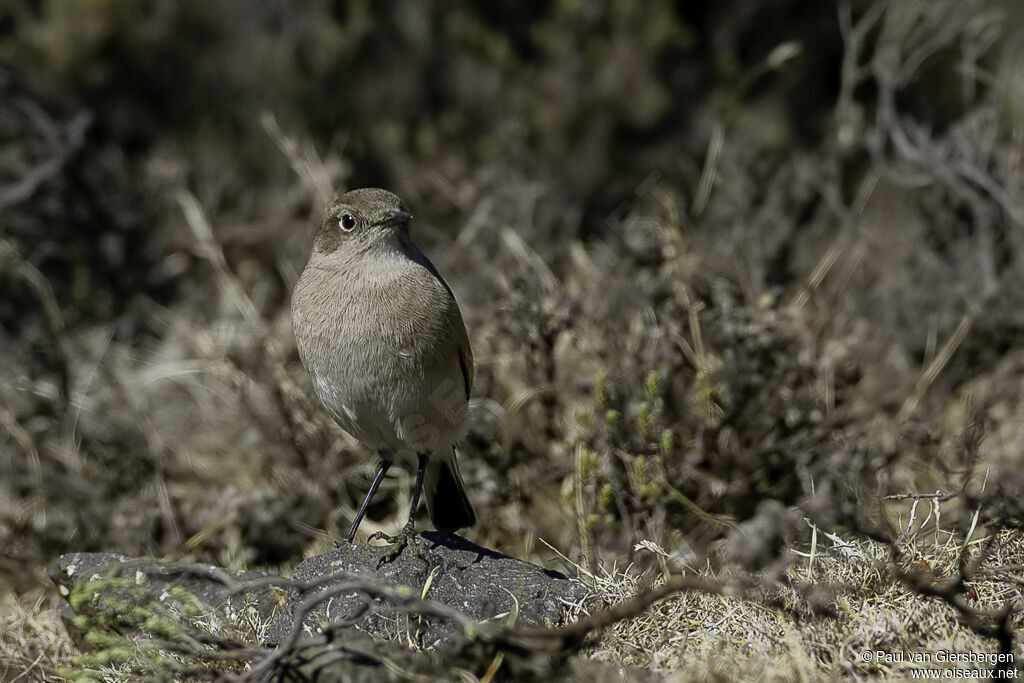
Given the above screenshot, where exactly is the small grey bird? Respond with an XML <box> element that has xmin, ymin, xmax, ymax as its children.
<box><xmin>291</xmin><ymin>188</ymin><xmax>476</xmax><ymax>546</ymax></box>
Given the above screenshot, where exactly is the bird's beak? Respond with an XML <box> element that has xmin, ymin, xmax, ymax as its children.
<box><xmin>373</xmin><ymin>210</ymin><xmax>413</xmax><ymax>227</ymax></box>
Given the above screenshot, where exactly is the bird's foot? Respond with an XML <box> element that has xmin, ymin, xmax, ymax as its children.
<box><xmin>368</xmin><ymin>523</ymin><xmax>418</xmax><ymax>568</ymax></box>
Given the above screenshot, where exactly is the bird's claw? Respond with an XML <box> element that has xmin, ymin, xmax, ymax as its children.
<box><xmin>369</xmin><ymin>523</ymin><xmax>417</xmax><ymax>568</ymax></box>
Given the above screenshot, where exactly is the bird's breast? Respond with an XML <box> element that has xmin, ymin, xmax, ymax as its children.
<box><xmin>291</xmin><ymin>253</ymin><xmax>467</xmax><ymax>452</ymax></box>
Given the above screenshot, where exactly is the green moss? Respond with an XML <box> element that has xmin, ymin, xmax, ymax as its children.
<box><xmin>636</xmin><ymin>401</ymin><xmax>652</xmax><ymax>438</ymax></box>
<box><xmin>61</xmin><ymin>571</ymin><xmax>222</xmax><ymax>677</ymax></box>
<box><xmin>631</xmin><ymin>455</ymin><xmax>648</xmax><ymax>484</ymax></box>
<box><xmin>594</xmin><ymin>371</ymin><xmax>610</xmax><ymax>406</ymax></box>
<box><xmin>659</xmin><ymin>428</ymin><xmax>675</xmax><ymax>456</ymax></box>
<box><xmin>57</xmin><ymin>667</ymin><xmax>103</xmax><ymax>682</ymax></box>
<box><xmin>577</xmin><ymin>447</ymin><xmax>599</xmax><ymax>477</ymax></box>
<box><xmin>638</xmin><ymin>483</ymin><xmax>662</xmax><ymax>505</ymax></box>
<box><xmin>164</xmin><ymin>585</ymin><xmax>209</xmax><ymax>617</ymax></box>
<box><xmin>643</xmin><ymin>371</ymin><xmax>661</xmax><ymax>402</ymax></box>
<box><xmin>693</xmin><ymin>368</ymin><xmax>718</xmax><ymax>419</ymax></box>
<box><xmin>597</xmin><ymin>482</ymin><xmax>615</xmax><ymax>513</ymax></box>
<box><xmin>72</xmin><ymin>644</ymin><xmax>134</xmax><ymax>668</ymax></box>
<box><xmin>68</xmin><ymin>577</ymin><xmax>134</xmax><ymax>613</ymax></box>
<box><xmin>575</xmin><ymin>406</ymin><xmax>594</xmax><ymax>429</ymax></box>
<box><xmin>142</xmin><ymin>612</ymin><xmax>182</xmax><ymax>640</ymax></box>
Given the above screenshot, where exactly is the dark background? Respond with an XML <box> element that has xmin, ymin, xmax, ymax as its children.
<box><xmin>2</xmin><ymin>0</ymin><xmax>1023</xmax><ymax>623</ymax></box>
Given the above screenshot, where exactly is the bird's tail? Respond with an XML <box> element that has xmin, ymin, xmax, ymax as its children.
<box><xmin>424</xmin><ymin>449</ymin><xmax>476</xmax><ymax>532</ymax></box>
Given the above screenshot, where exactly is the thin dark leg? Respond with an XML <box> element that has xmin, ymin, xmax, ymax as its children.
<box><xmin>402</xmin><ymin>452</ymin><xmax>429</xmax><ymax>533</ymax></box>
<box><xmin>369</xmin><ymin>452</ymin><xmax>431</xmax><ymax>568</ymax></box>
<box><xmin>343</xmin><ymin>456</ymin><xmax>391</xmax><ymax>543</ymax></box>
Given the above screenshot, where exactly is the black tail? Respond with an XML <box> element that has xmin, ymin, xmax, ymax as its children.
<box><xmin>424</xmin><ymin>451</ymin><xmax>476</xmax><ymax>531</ymax></box>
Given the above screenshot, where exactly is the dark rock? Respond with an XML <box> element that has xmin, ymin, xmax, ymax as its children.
<box><xmin>268</xmin><ymin>531</ymin><xmax>586</xmax><ymax>648</ymax></box>
<box><xmin>50</xmin><ymin>538</ymin><xmax>654</xmax><ymax>681</ymax></box>
<box><xmin>50</xmin><ymin>552</ymin><xmax>279</xmax><ymax>609</ymax></box>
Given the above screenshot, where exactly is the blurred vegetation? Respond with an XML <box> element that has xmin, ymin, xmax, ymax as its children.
<box><xmin>2</xmin><ymin>0</ymin><xmax>1024</xmax><ymax>678</ymax></box>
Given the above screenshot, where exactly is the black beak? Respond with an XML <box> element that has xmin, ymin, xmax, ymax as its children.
<box><xmin>374</xmin><ymin>210</ymin><xmax>413</xmax><ymax>227</ymax></box>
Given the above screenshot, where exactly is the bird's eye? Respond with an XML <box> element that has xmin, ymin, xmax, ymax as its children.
<box><xmin>339</xmin><ymin>214</ymin><xmax>356</xmax><ymax>231</ymax></box>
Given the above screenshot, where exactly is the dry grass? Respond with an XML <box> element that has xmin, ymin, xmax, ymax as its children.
<box><xmin>578</xmin><ymin>522</ymin><xmax>1024</xmax><ymax>680</ymax></box>
<box><xmin>10</xmin><ymin>512</ymin><xmax>1021</xmax><ymax>680</ymax></box>
<box><xmin>2</xmin><ymin>0</ymin><xmax>1024</xmax><ymax>680</ymax></box>
<box><xmin>0</xmin><ymin>590</ymin><xmax>75</xmax><ymax>682</ymax></box>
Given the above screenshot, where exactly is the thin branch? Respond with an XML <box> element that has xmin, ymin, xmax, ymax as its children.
<box><xmin>882</xmin><ymin>491</ymin><xmax>956</xmax><ymax>502</ymax></box>
<box><xmin>0</xmin><ymin>108</ymin><xmax>91</xmax><ymax>210</ymax></box>
<box><xmin>0</xmin><ymin>239</ymin><xmax>71</xmax><ymax>405</ymax></box>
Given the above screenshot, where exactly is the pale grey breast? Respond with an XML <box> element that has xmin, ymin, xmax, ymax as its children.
<box><xmin>292</xmin><ymin>246</ymin><xmax>470</xmax><ymax>455</ymax></box>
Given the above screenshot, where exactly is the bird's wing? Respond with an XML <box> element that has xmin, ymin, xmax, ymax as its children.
<box><xmin>401</xmin><ymin>235</ymin><xmax>475</xmax><ymax>399</ymax></box>
<box><xmin>451</xmin><ymin>303</ymin><xmax>474</xmax><ymax>399</ymax></box>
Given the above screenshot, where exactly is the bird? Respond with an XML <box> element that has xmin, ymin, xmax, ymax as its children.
<box><xmin>291</xmin><ymin>188</ymin><xmax>476</xmax><ymax>552</ymax></box>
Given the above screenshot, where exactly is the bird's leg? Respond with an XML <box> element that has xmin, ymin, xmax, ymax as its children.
<box><xmin>340</xmin><ymin>454</ymin><xmax>391</xmax><ymax>546</ymax></box>
<box><xmin>402</xmin><ymin>452</ymin><xmax>428</xmax><ymax>534</ymax></box>
<box><xmin>370</xmin><ymin>452</ymin><xmax>429</xmax><ymax>567</ymax></box>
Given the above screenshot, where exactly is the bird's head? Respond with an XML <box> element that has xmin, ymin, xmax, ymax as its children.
<box><xmin>313</xmin><ymin>188</ymin><xmax>413</xmax><ymax>256</ymax></box>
